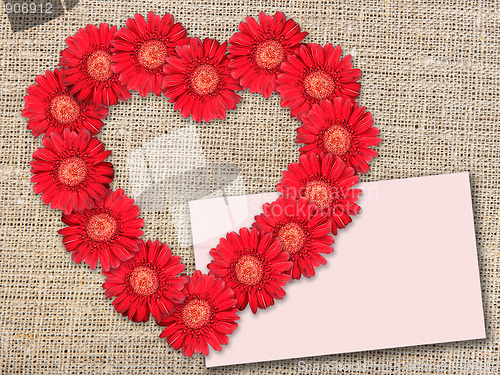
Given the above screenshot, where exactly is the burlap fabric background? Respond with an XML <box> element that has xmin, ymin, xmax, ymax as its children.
<box><xmin>1</xmin><ymin>0</ymin><xmax>498</xmax><ymax>374</ymax></box>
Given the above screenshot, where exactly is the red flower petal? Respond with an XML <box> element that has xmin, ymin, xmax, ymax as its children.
<box><xmin>102</xmin><ymin>239</ymin><xmax>187</xmax><ymax>322</ymax></box>
<box><xmin>228</xmin><ymin>12</ymin><xmax>307</xmax><ymax>98</ymax></box>
<box><xmin>208</xmin><ymin>227</ymin><xmax>292</xmax><ymax>313</ymax></box>
<box><xmin>253</xmin><ymin>196</ymin><xmax>334</xmax><ymax>279</ymax></box>
<box><xmin>277</xmin><ymin>43</ymin><xmax>362</xmax><ymax>121</ymax></box>
<box><xmin>162</xmin><ymin>37</ymin><xmax>242</xmax><ymax>122</ymax></box>
<box><xmin>60</xmin><ymin>23</ymin><xmax>131</xmax><ymax>107</ymax></box>
<box><xmin>59</xmin><ymin>188</ymin><xmax>144</xmax><ymax>271</ymax></box>
<box><xmin>30</xmin><ymin>129</ymin><xmax>114</xmax><ymax>214</ymax></box>
<box><xmin>298</xmin><ymin>97</ymin><xmax>381</xmax><ymax>174</ymax></box>
<box><xmin>111</xmin><ymin>12</ymin><xmax>189</xmax><ymax>97</ymax></box>
<box><xmin>22</xmin><ymin>69</ymin><xmax>108</xmax><ymax>138</ymax></box>
<box><xmin>159</xmin><ymin>270</ymin><xmax>239</xmax><ymax>357</ymax></box>
<box><xmin>277</xmin><ymin>153</ymin><xmax>362</xmax><ymax>234</ymax></box>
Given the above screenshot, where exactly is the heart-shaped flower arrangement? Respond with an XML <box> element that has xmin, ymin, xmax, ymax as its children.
<box><xmin>23</xmin><ymin>11</ymin><xmax>381</xmax><ymax>357</ymax></box>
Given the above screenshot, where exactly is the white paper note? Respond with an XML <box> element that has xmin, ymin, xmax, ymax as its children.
<box><xmin>189</xmin><ymin>173</ymin><xmax>485</xmax><ymax>367</ymax></box>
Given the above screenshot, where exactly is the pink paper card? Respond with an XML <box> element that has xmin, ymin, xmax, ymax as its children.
<box><xmin>189</xmin><ymin>173</ymin><xmax>485</xmax><ymax>367</ymax></box>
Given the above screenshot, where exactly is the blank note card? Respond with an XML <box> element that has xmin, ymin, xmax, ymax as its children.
<box><xmin>189</xmin><ymin>173</ymin><xmax>485</xmax><ymax>367</ymax></box>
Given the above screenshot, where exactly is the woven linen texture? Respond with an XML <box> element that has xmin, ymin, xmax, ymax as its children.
<box><xmin>0</xmin><ymin>0</ymin><xmax>498</xmax><ymax>374</ymax></box>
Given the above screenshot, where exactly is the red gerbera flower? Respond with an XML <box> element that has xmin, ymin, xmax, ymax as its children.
<box><xmin>111</xmin><ymin>12</ymin><xmax>189</xmax><ymax>97</ymax></box>
<box><xmin>298</xmin><ymin>98</ymin><xmax>381</xmax><ymax>174</ymax></box>
<box><xmin>207</xmin><ymin>227</ymin><xmax>292</xmax><ymax>313</ymax></box>
<box><xmin>22</xmin><ymin>69</ymin><xmax>108</xmax><ymax>138</ymax></box>
<box><xmin>58</xmin><ymin>188</ymin><xmax>144</xmax><ymax>271</ymax></box>
<box><xmin>162</xmin><ymin>37</ymin><xmax>242</xmax><ymax>122</ymax></box>
<box><xmin>159</xmin><ymin>270</ymin><xmax>239</xmax><ymax>357</ymax></box>
<box><xmin>228</xmin><ymin>11</ymin><xmax>307</xmax><ymax>98</ymax></box>
<box><xmin>30</xmin><ymin>129</ymin><xmax>113</xmax><ymax>214</ymax></box>
<box><xmin>276</xmin><ymin>153</ymin><xmax>361</xmax><ymax>234</ymax></box>
<box><xmin>60</xmin><ymin>23</ymin><xmax>131</xmax><ymax>107</ymax></box>
<box><xmin>277</xmin><ymin>43</ymin><xmax>362</xmax><ymax>121</ymax></box>
<box><xmin>102</xmin><ymin>239</ymin><xmax>187</xmax><ymax>323</ymax></box>
<box><xmin>253</xmin><ymin>196</ymin><xmax>334</xmax><ymax>279</ymax></box>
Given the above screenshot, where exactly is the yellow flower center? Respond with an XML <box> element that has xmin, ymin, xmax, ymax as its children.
<box><xmin>137</xmin><ymin>40</ymin><xmax>168</xmax><ymax>70</ymax></box>
<box><xmin>234</xmin><ymin>255</ymin><xmax>264</xmax><ymax>286</ymax></box>
<box><xmin>190</xmin><ymin>64</ymin><xmax>220</xmax><ymax>96</ymax></box>
<box><xmin>57</xmin><ymin>156</ymin><xmax>87</xmax><ymax>187</ymax></box>
<box><xmin>303</xmin><ymin>70</ymin><xmax>336</xmax><ymax>100</ymax></box>
<box><xmin>277</xmin><ymin>222</ymin><xmax>306</xmax><ymax>253</ymax></box>
<box><xmin>254</xmin><ymin>39</ymin><xmax>285</xmax><ymax>70</ymax></box>
<box><xmin>50</xmin><ymin>94</ymin><xmax>80</xmax><ymax>124</ymax></box>
<box><xmin>86</xmin><ymin>212</ymin><xmax>118</xmax><ymax>242</ymax></box>
<box><xmin>87</xmin><ymin>50</ymin><xmax>113</xmax><ymax>81</ymax></box>
<box><xmin>323</xmin><ymin>124</ymin><xmax>352</xmax><ymax>155</ymax></box>
<box><xmin>305</xmin><ymin>179</ymin><xmax>335</xmax><ymax>209</ymax></box>
<box><xmin>129</xmin><ymin>266</ymin><xmax>159</xmax><ymax>296</ymax></box>
<box><xmin>181</xmin><ymin>298</ymin><xmax>212</xmax><ymax>329</ymax></box>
